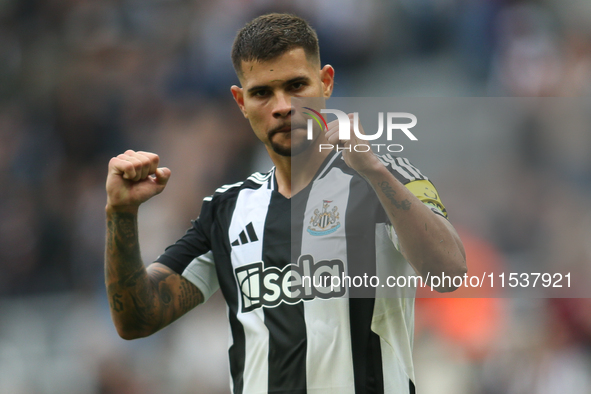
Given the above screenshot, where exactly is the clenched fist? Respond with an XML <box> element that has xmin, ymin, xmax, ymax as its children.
<box><xmin>106</xmin><ymin>150</ymin><xmax>171</xmax><ymax>212</ymax></box>
<box><xmin>324</xmin><ymin>113</ymin><xmax>382</xmax><ymax>176</ymax></box>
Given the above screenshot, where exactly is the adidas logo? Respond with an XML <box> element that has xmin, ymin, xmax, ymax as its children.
<box><xmin>231</xmin><ymin>222</ymin><xmax>259</xmax><ymax>246</ymax></box>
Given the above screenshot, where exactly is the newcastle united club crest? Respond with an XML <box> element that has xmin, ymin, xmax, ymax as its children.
<box><xmin>307</xmin><ymin>200</ymin><xmax>341</xmax><ymax>236</ymax></box>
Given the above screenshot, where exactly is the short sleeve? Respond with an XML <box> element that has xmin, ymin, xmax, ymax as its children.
<box><xmin>180</xmin><ymin>251</ymin><xmax>220</xmax><ymax>303</ymax></box>
<box><xmin>155</xmin><ymin>197</ymin><xmax>218</xmax><ymax>301</ymax></box>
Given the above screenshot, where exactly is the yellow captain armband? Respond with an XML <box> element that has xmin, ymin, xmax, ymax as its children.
<box><xmin>404</xmin><ymin>179</ymin><xmax>448</xmax><ymax>219</ymax></box>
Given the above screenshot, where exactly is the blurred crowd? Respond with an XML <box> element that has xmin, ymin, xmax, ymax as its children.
<box><xmin>1</xmin><ymin>0</ymin><xmax>591</xmax><ymax>393</ymax></box>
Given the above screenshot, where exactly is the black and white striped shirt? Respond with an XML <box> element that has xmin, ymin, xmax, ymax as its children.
<box><xmin>157</xmin><ymin>152</ymin><xmax>447</xmax><ymax>394</ymax></box>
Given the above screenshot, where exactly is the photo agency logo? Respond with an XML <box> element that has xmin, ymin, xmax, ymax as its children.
<box><xmin>303</xmin><ymin>107</ymin><xmax>418</xmax><ymax>153</ymax></box>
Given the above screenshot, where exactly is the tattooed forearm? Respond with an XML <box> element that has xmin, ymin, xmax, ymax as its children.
<box><xmin>105</xmin><ymin>210</ymin><xmax>159</xmax><ymax>336</ymax></box>
<box><xmin>377</xmin><ymin>181</ymin><xmax>411</xmax><ymax>212</ymax></box>
<box><xmin>106</xmin><ymin>212</ymin><xmax>141</xmax><ymax>277</ymax></box>
<box><xmin>105</xmin><ymin>210</ymin><xmax>204</xmax><ymax>338</ymax></box>
<box><xmin>106</xmin><ymin>272</ymin><xmax>159</xmax><ymax>336</ymax></box>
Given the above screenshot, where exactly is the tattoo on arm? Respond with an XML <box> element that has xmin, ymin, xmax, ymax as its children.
<box><xmin>105</xmin><ymin>212</ymin><xmax>142</xmax><ymax>298</ymax></box>
<box><xmin>377</xmin><ymin>181</ymin><xmax>411</xmax><ymax>213</ymax></box>
<box><xmin>105</xmin><ymin>211</ymin><xmax>159</xmax><ymax>335</ymax></box>
<box><xmin>106</xmin><ymin>212</ymin><xmax>142</xmax><ymax>279</ymax></box>
<box><xmin>105</xmin><ymin>211</ymin><xmax>204</xmax><ymax>337</ymax></box>
<box><xmin>146</xmin><ymin>265</ymin><xmax>204</xmax><ymax>331</ymax></box>
<box><xmin>111</xmin><ymin>293</ymin><xmax>124</xmax><ymax>312</ymax></box>
<box><xmin>179</xmin><ymin>279</ymin><xmax>204</xmax><ymax>312</ymax></box>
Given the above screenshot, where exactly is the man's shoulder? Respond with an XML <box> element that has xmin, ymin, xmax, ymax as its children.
<box><xmin>202</xmin><ymin>168</ymin><xmax>274</xmax><ymax>204</ymax></box>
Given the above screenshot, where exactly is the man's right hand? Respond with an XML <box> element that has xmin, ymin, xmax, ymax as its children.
<box><xmin>106</xmin><ymin>150</ymin><xmax>171</xmax><ymax>211</ymax></box>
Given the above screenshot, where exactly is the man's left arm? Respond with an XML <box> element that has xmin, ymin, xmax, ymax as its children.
<box><xmin>362</xmin><ymin>163</ymin><xmax>466</xmax><ymax>291</ymax></box>
<box><xmin>327</xmin><ymin>115</ymin><xmax>466</xmax><ymax>292</ymax></box>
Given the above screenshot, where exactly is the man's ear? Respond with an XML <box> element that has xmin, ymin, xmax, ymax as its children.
<box><xmin>320</xmin><ymin>65</ymin><xmax>335</xmax><ymax>98</ymax></box>
<box><xmin>231</xmin><ymin>85</ymin><xmax>248</xmax><ymax>118</ymax></box>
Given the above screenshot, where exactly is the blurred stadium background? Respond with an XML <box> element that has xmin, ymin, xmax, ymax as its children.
<box><xmin>1</xmin><ymin>0</ymin><xmax>591</xmax><ymax>393</ymax></box>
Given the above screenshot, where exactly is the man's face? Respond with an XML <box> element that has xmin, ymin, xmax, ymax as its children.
<box><xmin>231</xmin><ymin>48</ymin><xmax>334</xmax><ymax>157</ymax></box>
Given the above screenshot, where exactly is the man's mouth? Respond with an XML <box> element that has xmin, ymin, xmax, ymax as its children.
<box><xmin>269</xmin><ymin>125</ymin><xmax>290</xmax><ymax>139</ymax></box>
<box><xmin>269</xmin><ymin>123</ymin><xmax>307</xmax><ymax>139</ymax></box>
<box><xmin>277</xmin><ymin>125</ymin><xmax>291</xmax><ymax>133</ymax></box>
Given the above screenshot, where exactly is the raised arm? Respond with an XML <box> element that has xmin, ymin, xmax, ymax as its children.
<box><xmin>356</xmin><ymin>163</ymin><xmax>466</xmax><ymax>291</ymax></box>
<box><xmin>326</xmin><ymin>116</ymin><xmax>467</xmax><ymax>292</ymax></box>
<box><xmin>105</xmin><ymin>150</ymin><xmax>204</xmax><ymax>339</ymax></box>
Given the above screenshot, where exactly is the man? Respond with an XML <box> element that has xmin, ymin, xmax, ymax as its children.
<box><xmin>105</xmin><ymin>13</ymin><xmax>466</xmax><ymax>394</ymax></box>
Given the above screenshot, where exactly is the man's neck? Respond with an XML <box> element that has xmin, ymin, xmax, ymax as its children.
<box><xmin>271</xmin><ymin>146</ymin><xmax>331</xmax><ymax>199</ymax></box>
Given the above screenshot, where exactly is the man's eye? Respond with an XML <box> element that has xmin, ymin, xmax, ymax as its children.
<box><xmin>292</xmin><ymin>82</ymin><xmax>304</xmax><ymax>90</ymax></box>
<box><xmin>253</xmin><ymin>90</ymin><xmax>268</xmax><ymax>97</ymax></box>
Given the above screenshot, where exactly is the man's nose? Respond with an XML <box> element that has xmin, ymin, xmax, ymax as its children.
<box><xmin>273</xmin><ymin>93</ymin><xmax>293</xmax><ymax>119</ymax></box>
